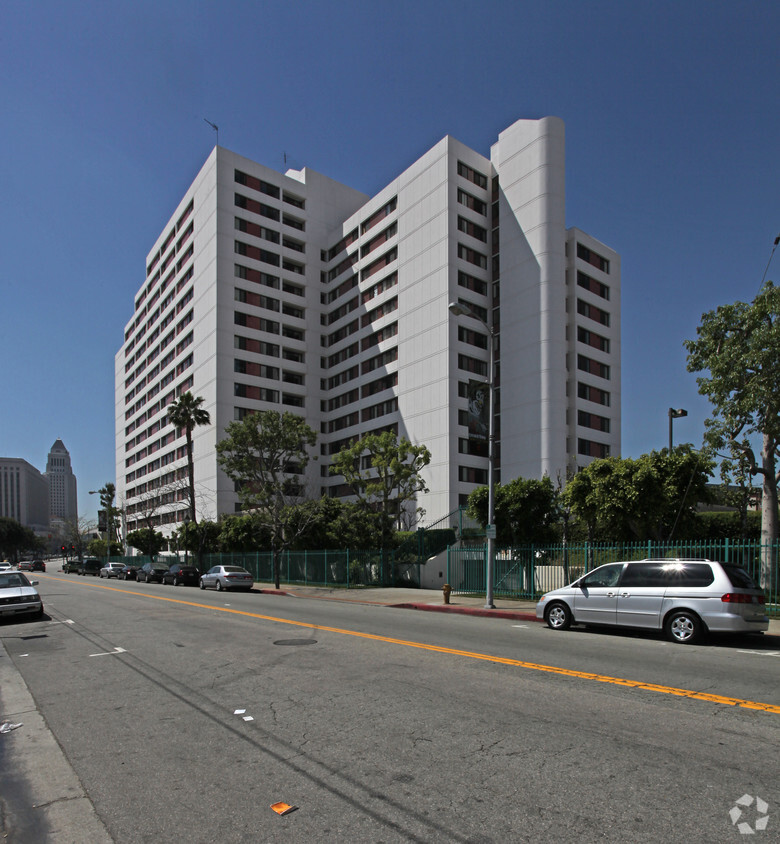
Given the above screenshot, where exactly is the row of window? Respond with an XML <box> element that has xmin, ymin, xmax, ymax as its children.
<box><xmin>234</xmin><ymin>168</ymin><xmax>306</xmax><ymax>212</ymax></box>
<box><xmin>142</xmin><ymin>200</ymin><xmax>193</xmax><ymax>288</ymax></box>
<box><xmin>576</xmin><ymin>243</ymin><xmax>610</xmax><ymax>274</ymax></box>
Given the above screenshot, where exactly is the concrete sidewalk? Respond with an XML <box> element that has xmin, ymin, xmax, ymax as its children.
<box><xmin>255</xmin><ymin>583</ymin><xmax>780</xmax><ymax>634</ymax></box>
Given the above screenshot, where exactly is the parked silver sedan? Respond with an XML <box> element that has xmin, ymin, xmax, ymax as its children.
<box><xmin>199</xmin><ymin>565</ymin><xmax>253</xmax><ymax>592</ymax></box>
<box><xmin>99</xmin><ymin>562</ymin><xmax>126</xmax><ymax>578</ymax></box>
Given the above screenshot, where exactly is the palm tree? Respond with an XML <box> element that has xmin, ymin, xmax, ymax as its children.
<box><xmin>166</xmin><ymin>392</ymin><xmax>211</xmax><ymax>524</ymax></box>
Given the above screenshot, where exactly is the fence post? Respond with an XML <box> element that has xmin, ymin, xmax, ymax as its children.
<box><xmin>724</xmin><ymin>537</ymin><xmax>730</xmax><ymax>563</ymax></box>
<box><xmin>345</xmin><ymin>549</ymin><xmax>349</xmax><ymax>589</ymax></box>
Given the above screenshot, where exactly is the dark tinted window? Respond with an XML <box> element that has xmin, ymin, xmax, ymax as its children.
<box><xmin>722</xmin><ymin>565</ymin><xmax>758</xmax><ymax>589</ymax></box>
<box><xmin>621</xmin><ymin>562</ymin><xmax>714</xmax><ymax>587</ymax></box>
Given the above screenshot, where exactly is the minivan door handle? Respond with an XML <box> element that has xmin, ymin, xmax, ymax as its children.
<box><xmin>619</xmin><ymin>591</ymin><xmax>630</xmax><ymax>597</ymax></box>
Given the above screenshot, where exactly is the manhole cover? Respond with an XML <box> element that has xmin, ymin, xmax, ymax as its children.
<box><xmin>273</xmin><ymin>638</ymin><xmax>318</xmax><ymax>646</ymax></box>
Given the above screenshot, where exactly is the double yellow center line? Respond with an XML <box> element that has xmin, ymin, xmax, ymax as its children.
<box><xmin>57</xmin><ymin>577</ymin><xmax>780</xmax><ymax>715</ymax></box>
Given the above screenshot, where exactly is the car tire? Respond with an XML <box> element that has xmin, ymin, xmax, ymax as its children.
<box><xmin>145</xmin><ymin>573</ymin><xmax>151</xmax><ymax>583</ymax></box>
<box><xmin>216</xmin><ymin>580</ymin><xmax>223</xmax><ymax>592</ymax></box>
<box><xmin>173</xmin><ymin>577</ymin><xmax>179</xmax><ymax>587</ymax></box>
<box><xmin>664</xmin><ymin>610</ymin><xmax>703</xmax><ymax>645</ymax></box>
<box><xmin>545</xmin><ymin>601</ymin><xmax>572</xmax><ymax>631</ymax></box>
<box><xmin>199</xmin><ymin>579</ymin><xmax>205</xmax><ymax>590</ymax></box>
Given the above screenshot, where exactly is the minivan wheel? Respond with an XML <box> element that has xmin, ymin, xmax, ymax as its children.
<box><xmin>665</xmin><ymin>610</ymin><xmax>703</xmax><ymax>645</ymax></box>
<box><xmin>545</xmin><ymin>602</ymin><xmax>572</xmax><ymax>631</ymax></box>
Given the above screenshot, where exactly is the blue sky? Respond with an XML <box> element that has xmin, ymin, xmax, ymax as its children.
<box><xmin>2</xmin><ymin>0</ymin><xmax>778</xmax><ymax>522</ymax></box>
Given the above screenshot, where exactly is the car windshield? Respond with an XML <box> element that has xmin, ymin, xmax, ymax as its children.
<box><xmin>0</xmin><ymin>573</ymin><xmax>30</xmax><ymax>588</ymax></box>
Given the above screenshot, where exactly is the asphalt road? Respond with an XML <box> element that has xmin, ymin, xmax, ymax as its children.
<box><xmin>1</xmin><ymin>572</ymin><xmax>778</xmax><ymax>843</ymax></box>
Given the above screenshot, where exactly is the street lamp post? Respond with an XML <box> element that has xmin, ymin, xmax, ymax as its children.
<box><xmin>449</xmin><ymin>301</ymin><xmax>496</xmax><ymax>609</ymax></box>
<box><xmin>668</xmin><ymin>408</ymin><xmax>688</xmax><ymax>452</ymax></box>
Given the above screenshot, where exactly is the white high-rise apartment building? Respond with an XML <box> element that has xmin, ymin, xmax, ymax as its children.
<box><xmin>116</xmin><ymin>117</ymin><xmax>620</xmax><ymax>535</ymax></box>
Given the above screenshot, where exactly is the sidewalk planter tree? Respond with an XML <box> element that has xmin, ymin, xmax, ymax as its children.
<box><xmin>216</xmin><ymin>410</ymin><xmax>318</xmax><ymax>589</ymax></box>
<box><xmin>686</xmin><ymin>281</ymin><xmax>780</xmax><ymax>589</ymax></box>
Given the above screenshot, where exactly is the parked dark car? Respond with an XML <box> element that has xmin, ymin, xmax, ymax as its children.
<box><xmin>162</xmin><ymin>564</ymin><xmax>200</xmax><ymax>587</ymax></box>
<box><xmin>79</xmin><ymin>558</ymin><xmax>103</xmax><ymax>576</ymax></box>
<box><xmin>118</xmin><ymin>565</ymin><xmax>139</xmax><ymax>581</ymax></box>
<box><xmin>137</xmin><ymin>562</ymin><xmax>171</xmax><ymax>583</ymax></box>
<box><xmin>62</xmin><ymin>560</ymin><xmax>80</xmax><ymax>573</ymax></box>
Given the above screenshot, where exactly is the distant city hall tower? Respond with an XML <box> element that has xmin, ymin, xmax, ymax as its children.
<box><xmin>46</xmin><ymin>439</ymin><xmax>78</xmax><ymax>522</ymax></box>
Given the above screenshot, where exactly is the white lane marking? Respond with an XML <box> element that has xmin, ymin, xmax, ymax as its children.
<box><xmin>49</xmin><ymin>619</ymin><xmax>75</xmax><ymax>625</ymax></box>
<box><xmin>737</xmin><ymin>650</ymin><xmax>780</xmax><ymax>657</ymax></box>
<box><xmin>234</xmin><ymin>709</ymin><xmax>246</xmax><ymax>714</ymax></box>
<box><xmin>512</xmin><ymin>624</ymin><xmax>529</xmax><ymax>629</ymax></box>
<box><xmin>243</xmin><ymin>716</ymin><xmax>254</xmax><ymax>722</ymax></box>
<box><xmin>88</xmin><ymin>647</ymin><xmax>127</xmax><ymax>657</ymax></box>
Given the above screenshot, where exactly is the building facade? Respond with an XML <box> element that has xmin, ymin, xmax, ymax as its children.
<box><xmin>0</xmin><ymin>458</ymin><xmax>50</xmax><ymax>534</ymax></box>
<box><xmin>116</xmin><ymin>117</ymin><xmax>620</xmax><ymax>535</ymax></box>
<box><xmin>46</xmin><ymin>438</ymin><xmax>78</xmax><ymax>523</ymax></box>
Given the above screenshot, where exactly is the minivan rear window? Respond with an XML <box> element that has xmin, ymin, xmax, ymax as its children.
<box><xmin>722</xmin><ymin>565</ymin><xmax>758</xmax><ymax>589</ymax></box>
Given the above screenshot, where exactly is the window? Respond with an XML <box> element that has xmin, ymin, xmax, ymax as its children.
<box><xmin>458</xmin><ymin>243</ymin><xmax>487</xmax><ymax>269</ymax></box>
<box><xmin>578</xmin><ymin>382</ymin><xmax>610</xmax><ymax>406</ymax></box>
<box><xmin>458</xmin><ymin>354</ymin><xmax>487</xmax><ymax>377</ymax></box>
<box><xmin>577</xmin><ymin>271</ymin><xmax>610</xmax><ymax>300</ymax></box>
<box><xmin>234</xmin><ymin>240</ymin><xmax>280</xmax><ymax>267</ymax></box>
<box><xmin>361</xmin><ymin>197</ymin><xmax>397</xmax><ymax>235</ymax></box>
<box><xmin>577</xmin><ymin>298</ymin><xmax>610</xmax><ymax>326</ymax></box>
<box><xmin>459</xmin><ymin>465</ymin><xmax>488</xmax><ymax>484</ymax></box>
<box><xmin>457</xmin><ymin>161</ymin><xmax>488</xmax><ymax>189</ymax></box>
<box><xmin>578</xmin><ymin>326</ymin><xmax>610</xmax><ymax>353</ymax></box>
<box><xmin>235</xmin><ymin>217</ymin><xmax>280</xmax><ymax>243</ymax></box>
<box><xmin>578</xmin><ymin>438</ymin><xmax>610</xmax><ymax>458</ymax></box>
<box><xmin>458</xmin><ymin>216</ymin><xmax>487</xmax><ymax>243</ymax></box>
<box><xmin>577</xmin><ymin>243</ymin><xmax>610</xmax><ymax>273</ymax></box>
<box><xmin>235</xmin><ymin>264</ymin><xmax>280</xmax><ymax>289</ymax></box>
<box><xmin>234</xmin><ymin>193</ymin><xmax>280</xmax><ymax>222</ymax></box>
<box><xmin>234</xmin><ymin>169</ymin><xmax>280</xmax><ymax>199</ymax></box>
<box><xmin>578</xmin><ymin>410</ymin><xmax>610</xmax><ymax>433</ymax></box>
<box><xmin>457</xmin><ymin>189</ymin><xmax>487</xmax><ymax>215</ymax></box>
<box><xmin>577</xmin><ymin>355</ymin><xmax>610</xmax><ymax>380</ymax></box>
<box><xmin>458</xmin><ymin>325</ymin><xmax>488</xmax><ymax>350</ymax></box>
<box><xmin>458</xmin><ymin>271</ymin><xmax>487</xmax><ymax>296</ymax></box>
<box><xmin>361</xmin><ymin>248</ymin><xmax>397</xmax><ymax>281</ymax></box>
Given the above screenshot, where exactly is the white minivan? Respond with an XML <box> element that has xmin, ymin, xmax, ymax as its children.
<box><xmin>536</xmin><ymin>558</ymin><xmax>769</xmax><ymax>644</ymax></box>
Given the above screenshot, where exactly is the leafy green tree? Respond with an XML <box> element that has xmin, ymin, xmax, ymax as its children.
<box><xmin>0</xmin><ymin>517</ymin><xmax>37</xmax><ymax>562</ymax></box>
<box><xmin>685</xmin><ymin>281</ymin><xmax>780</xmax><ymax>587</ymax></box>
<box><xmin>87</xmin><ymin>538</ymin><xmax>122</xmax><ymax>558</ymax></box>
<box><xmin>288</xmin><ymin>497</ymin><xmax>387</xmax><ymax>550</ymax></box>
<box><xmin>93</xmin><ymin>483</ymin><xmax>119</xmax><ymax>553</ymax></box>
<box><xmin>166</xmin><ymin>392</ymin><xmax>211</xmax><ymax>523</ymax></box>
<box><xmin>562</xmin><ymin>449</ymin><xmax>712</xmax><ymax>542</ymax></box>
<box><xmin>329</xmin><ymin>431</ymin><xmax>431</xmax><ymax>538</ymax></box>
<box><xmin>467</xmin><ymin>476</ymin><xmax>560</xmax><ymax>546</ymax></box>
<box><xmin>217</xmin><ymin>515</ymin><xmax>271</xmax><ymax>552</ymax></box>
<box><xmin>176</xmin><ymin>519</ymin><xmax>221</xmax><ymax>563</ymax></box>
<box><xmin>216</xmin><ymin>410</ymin><xmax>318</xmax><ymax>588</ymax></box>
<box><xmin>126</xmin><ymin>528</ymin><xmax>166</xmax><ymax>559</ymax></box>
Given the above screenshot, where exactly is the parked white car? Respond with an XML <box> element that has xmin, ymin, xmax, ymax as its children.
<box><xmin>536</xmin><ymin>558</ymin><xmax>768</xmax><ymax>644</ymax></box>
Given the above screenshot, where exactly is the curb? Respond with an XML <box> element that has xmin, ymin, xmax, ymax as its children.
<box><xmin>390</xmin><ymin>603</ymin><xmax>541</xmax><ymax>622</ymax></box>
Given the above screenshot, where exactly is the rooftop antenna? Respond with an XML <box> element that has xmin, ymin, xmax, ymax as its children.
<box><xmin>203</xmin><ymin>118</ymin><xmax>219</xmax><ymax>147</ymax></box>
